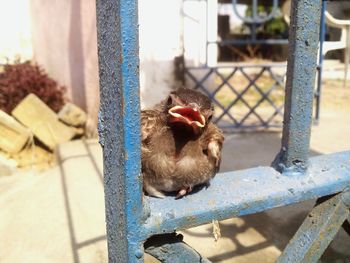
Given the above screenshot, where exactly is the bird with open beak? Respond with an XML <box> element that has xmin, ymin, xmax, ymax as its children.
<box><xmin>141</xmin><ymin>88</ymin><xmax>224</xmax><ymax>198</ymax></box>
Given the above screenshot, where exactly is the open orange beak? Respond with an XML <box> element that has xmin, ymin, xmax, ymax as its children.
<box><xmin>168</xmin><ymin>106</ymin><xmax>206</xmax><ymax>131</ymax></box>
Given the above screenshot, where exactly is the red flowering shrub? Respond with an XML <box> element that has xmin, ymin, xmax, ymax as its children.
<box><xmin>0</xmin><ymin>61</ymin><xmax>66</xmax><ymax>113</ymax></box>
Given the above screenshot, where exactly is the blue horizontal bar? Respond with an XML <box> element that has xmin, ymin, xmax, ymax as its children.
<box><xmin>185</xmin><ymin>63</ymin><xmax>287</xmax><ymax>70</ymax></box>
<box><xmin>219</xmin><ymin>39</ymin><xmax>289</xmax><ymax>45</ymax></box>
<box><xmin>218</xmin><ymin>124</ymin><xmax>282</xmax><ymax>130</ymax></box>
<box><xmin>143</xmin><ymin>151</ymin><xmax>350</xmax><ymax>237</ymax></box>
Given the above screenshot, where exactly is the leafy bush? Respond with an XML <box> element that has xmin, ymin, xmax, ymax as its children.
<box><xmin>244</xmin><ymin>5</ymin><xmax>288</xmax><ymax>38</ymax></box>
<box><xmin>0</xmin><ymin>61</ymin><xmax>66</xmax><ymax>113</ymax></box>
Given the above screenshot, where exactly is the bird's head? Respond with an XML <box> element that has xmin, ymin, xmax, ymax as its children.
<box><xmin>165</xmin><ymin>88</ymin><xmax>214</xmax><ymax>136</ymax></box>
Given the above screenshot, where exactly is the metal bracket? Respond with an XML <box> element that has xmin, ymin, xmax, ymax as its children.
<box><xmin>277</xmin><ymin>191</ymin><xmax>350</xmax><ymax>263</ymax></box>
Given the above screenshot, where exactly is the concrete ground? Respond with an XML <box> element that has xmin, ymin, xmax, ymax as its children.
<box><xmin>1</xmin><ymin>78</ymin><xmax>350</xmax><ymax>262</ymax></box>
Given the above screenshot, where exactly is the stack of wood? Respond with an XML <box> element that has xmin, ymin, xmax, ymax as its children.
<box><xmin>0</xmin><ymin>94</ymin><xmax>87</xmax><ymax>175</ymax></box>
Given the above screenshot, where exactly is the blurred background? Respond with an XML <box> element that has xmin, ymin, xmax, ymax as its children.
<box><xmin>0</xmin><ymin>0</ymin><xmax>349</xmax><ymax>262</ymax></box>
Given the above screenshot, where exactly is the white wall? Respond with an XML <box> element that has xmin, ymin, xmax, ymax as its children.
<box><xmin>139</xmin><ymin>0</ymin><xmax>219</xmax><ymax>107</ymax></box>
<box><xmin>29</xmin><ymin>0</ymin><xmax>187</xmax><ymax>113</ymax></box>
<box><xmin>30</xmin><ymin>0</ymin><xmax>99</xmax><ymax>135</ymax></box>
<box><xmin>0</xmin><ymin>0</ymin><xmax>32</xmax><ymax>63</ymax></box>
<box><xmin>183</xmin><ymin>0</ymin><xmax>218</xmax><ymax>67</ymax></box>
<box><xmin>138</xmin><ymin>0</ymin><xmax>183</xmax><ymax>108</ymax></box>
<box><xmin>0</xmin><ymin>0</ymin><xmax>217</xmax><ymax>131</ymax></box>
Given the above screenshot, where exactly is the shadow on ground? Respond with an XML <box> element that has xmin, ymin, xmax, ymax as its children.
<box><xmin>57</xmin><ymin>140</ymin><xmax>106</xmax><ymax>263</ymax></box>
<box><xmin>180</xmin><ymin>131</ymin><xmax>350</xmax><ymax>263</ymax></box>
<box><xmin>2</xmin><ymin>93</ymin><xmax>350</xmax><ymax>262</ymax></box>
<box><xmin>51</xmin><ymin>131</ymin><xmax>350</xmax><ymax>263</ymax></box>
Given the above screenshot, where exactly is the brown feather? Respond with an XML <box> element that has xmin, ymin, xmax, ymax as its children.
<box><xmin>141</xmin><ymin>89</ymin><xmax>224</xmax><ymax>198</ymax></box>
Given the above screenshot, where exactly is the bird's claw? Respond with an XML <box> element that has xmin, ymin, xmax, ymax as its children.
<box><xmin>176</xmin><ymin>186</ymin><xmax>193</xmax><ymax>199</ymax></box>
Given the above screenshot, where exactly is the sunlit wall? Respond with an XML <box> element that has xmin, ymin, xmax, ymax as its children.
<box><xmin>0</xmin><ymin>0</ymin><xmax>33</xmax><ymax>63</ymax></box>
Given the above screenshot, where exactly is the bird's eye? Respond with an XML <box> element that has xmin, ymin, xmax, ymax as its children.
<box><xmin>208</xmin><ymin>115</ymin><xmax>213</xmax><ymax>122</ymax></box>
<box><xmin>167</xmin><ymin>96</ymin><xmax>173</xmax><ymax>105</ymax></box>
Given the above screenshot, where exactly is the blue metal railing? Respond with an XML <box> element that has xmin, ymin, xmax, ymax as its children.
<box><xmin>96</xmin><ymin>0</ymin><xmax>143</xmax><ymax>260</ymax></box>
<box><xmin>186</xmin><ymin>0</ymin><xmax>327</xmax><ymax>130</ymax></box>
<box><xmin>188</xmin><ymin>0</ymin><xmax>289</xmax><ymax>129</ymax></box>
<box><xmin>96</xmin><ymin>0</ymin><xmax>350</xmax><ymax>262</ymax></box>
<box><xmin>185</xmin><ymin>64</ymin><xmax>286</xmax><ymax>130</ymax></box>
<box><xmin>315</xmin><ymin>0</ymin><xmax>327</xmax><ymax>122</ymax></box>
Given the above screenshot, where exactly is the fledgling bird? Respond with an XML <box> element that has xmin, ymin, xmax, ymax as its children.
<box><xmin>141</xmin><ymin>88</ymin><xmax>224</xmax><ymax>198</ymax></box>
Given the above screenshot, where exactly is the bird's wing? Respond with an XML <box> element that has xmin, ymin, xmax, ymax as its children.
<box><xmin>141</xmin><ymin>109</ymin><xmax>163</xmax><ymax>152</ymax></box>
<box><xmin>202</xmin><ymin>123</ymin><xmax>225</xmax><ymax>171</ymax></box>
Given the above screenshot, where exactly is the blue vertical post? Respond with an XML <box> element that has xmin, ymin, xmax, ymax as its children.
<box><xmin>96</xmin><ymin>0</ymin><xmax>144</xmax><ymax>262</ymax></box>
<box><xmin>274</xmin><ymin>0</ymin><xmax>322</xmax><ymax>172</ymax></box>
<box><xmin>315</xmin><ymin>0</ymin><xmax>327</xmax><ymax>122</ymax></box>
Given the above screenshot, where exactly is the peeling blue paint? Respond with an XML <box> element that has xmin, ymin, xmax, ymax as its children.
<box><xmin>143</xmin><ymin>151</ymin><xmax>350</xmax><ymax>236</ymax></box>
<box><xmin>96</xmin><ymin>0</ymin><xmax>143</xmax><ymax>262</ymax></box>
<box><xmin>277</xmin><ymin>192</ymin><xmax>350</xmax><ymax>262</ymax></box>
<box><xmin>96</xmin><ymin>0</ymin><xmax>349</xmax><ymax>262</ymax></box>
<box><xmin>273</xmin><ymin>0</ymin><xmax>323</xmax><ymax>172</ymax></box>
